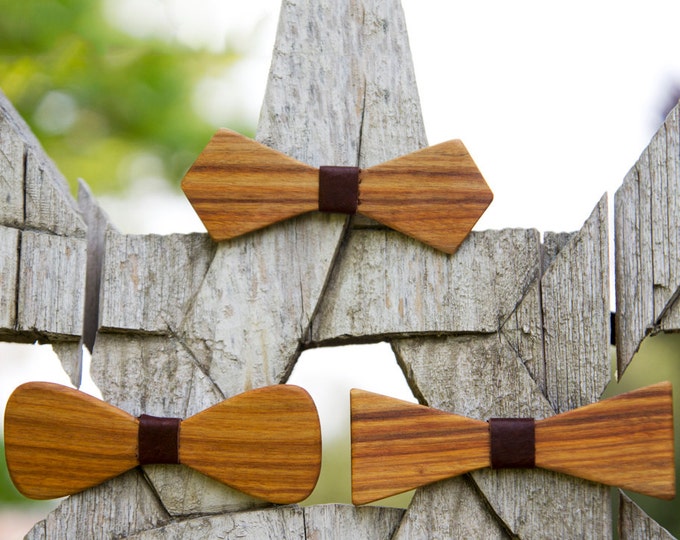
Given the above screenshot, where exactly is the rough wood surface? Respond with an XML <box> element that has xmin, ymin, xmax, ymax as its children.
<box><xmin>541</xmin><ymin>195</ymin><xmax>610</xmax><ymax>413</ymax></box>
<box><xmin>310</xmin><ymin>229</ymin><xmax>541</xmax><ymax>343</ymax></box>
<box><xmin>24</xmin><ymin>471</ymin><xmax>170</xmax><ymax>540</ymax></box>
<box><xmin>393</xmin><ymin>476</ymin><xmax>511</xmax><ymax>539</ymax></box>
<box><xmin>0</xmin><ymin>225</ymin><xmax>19</xmax><ymax>335</ymax></box>
<box><xmin>615</xmin><ymin>102</ymin><xmax>680</xmax><ymax>375</ymax></box>
<box><xmin>125</xmin><ymin>504</ymin><xmax>403</xmax><ymax>540</ymax></box>
<box><xmin>619</xmin><ymin>493</ymin><xmax>676</xmax><ymax>540</ymax></box>
<box><xmin>78</xmin><ymin>179</ymin><xmax>114</xmax><ymax>353</ymax></box>
<box><xmin>99</xmin><ymin>230</ymin><xmax>215</xmax><ymax>334</ymax></box>
<box><xmin>0</xmin><ymin>89</ymin><xmax>87</xmax><ymax>346</ymax></box>
<box><xmin>0</xmin><ymin>112</ymin><xmax>24</xmax><ymax>228</ymax></box>
<box><xmin>17</xmin><ymin>230</ymin><xmax>86</xmax><ymax>339</ymax></box>
<box><xmin>303</xmin><ymin>504</ymin><xmax>404</xmax><ymax>539</ymax></box>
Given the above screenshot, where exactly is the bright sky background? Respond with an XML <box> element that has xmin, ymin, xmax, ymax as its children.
<box><xmin>3</xmin><ymin>0</ymin><xmax>680</xmax><ymax>514</ymax></box>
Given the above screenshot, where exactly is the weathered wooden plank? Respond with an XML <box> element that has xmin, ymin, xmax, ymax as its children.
<box><xmin>541</xmin><ymin>195</ymin><xmax>609</xmax><ymax>412</ymax></box>
<box><xmin>311</xmin><ymin>229</ymin><xmax>541</xmax><ymax>342</ymax></box>
<box><xmin>304</xmin><ymin>504</ymin><xmax>404</xmax><ymax>539</ymax></box>
<box><xmin>0</xmin><ymin>89</ymin><xmax>81</xmax><ymax>230</ymax></box>
<box><xmin>357</xmin><ymin>0</ymin><xmax>427</xmax><ymax>164</ymax></box>
<box><xmin>127</xmin><ymin>506</ymin><xmax>305</xmax><ymax>540</ymax></box>
<box><xmin>619</xmin><ymin>492</ymin><xmax>676</xmax><ymax>540</ymax></box>
<box><xmin>392</xmin><ymin>334</ymin><xmax>611</xmax><ymax>538</ymax></box>
<box><xmin>26</xmin><ymin>471</ymin><xmax>170</xmax><ymax>540</ymax></box>
<box><xmin>0</xmin><ymin>225</ymin><xmax>19</xmax><ymax>335</ymax></box>
<box><xmin>0</xmin><ymin>114</ymin><xmax>24</xmax><ymax>227</ymax></box>
<box><xmin>78</xmin><ymin>179</ymin><xmax>114</xmax><ymax>352</ymax></box>
<box><xmin>393</xmin><ymin>476</ymin><xmax>510</xmax><ymax>540</ymax></box>
<box><xmin>24</xmin><ymin>148</ymin><xmax>86</xmax><ymax>237</ymax></box>
<box><xmin>542</xmin><ymin>231</ymin><xmax>575</xmax><ymax>274</ymax></box>
<box><xmin>616</xmin><ymin>102</ymin><xmax>680</xmax><ymax>374</ymax></box>
<box><xmin>99</xmin><ymin>231</ymin><xmax>215</xmax><ymax>334</ymax></box>
<box><xmin>500</xmin><ymin>279</ymin><xmax>546</xmax><ymax>394</ymax></box>
<box><xmin>17</xmin><ymin>230</ymin><xmax>86</xmax><ymax>339</ymax></box>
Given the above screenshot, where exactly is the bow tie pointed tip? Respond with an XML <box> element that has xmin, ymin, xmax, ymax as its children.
<box><xmin>181</xmin><ymin>128</ymin><xmax>493</xmax><ymax>254</ymax></box>
<box><xmin>350</xmin><ymin>383</ymin><xmax>675</xmax><ymax>505</ymax></box>
<box><xmin>4</xmin><ymin>382</ymin><xmax>321</xmax><ymax>503</ymax></box>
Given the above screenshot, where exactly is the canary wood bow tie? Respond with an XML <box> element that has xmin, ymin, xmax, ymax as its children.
<box><xmin>350</xmin><ymin>382</ymin><xmax>675</xmax><ymax>504</ymax></box>
<box><xmin>4</xmin><ymin>382</ymin><xmax>321</xmax><ymax>503</ymax></box>
<box><xmin>181</xmin><ymin>129</ymin><xmax>493</xmax><ymax>254</ymax></box>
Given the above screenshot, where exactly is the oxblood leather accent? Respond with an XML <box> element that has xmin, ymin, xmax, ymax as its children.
<box><xmin>318</xmin><ymin>165</ymin><xmax>360</xmax><ymax>214</ymax></box>
<box><xmin>489</xmin><ymin>417</ymin><xmax>535</xmax><ymax>469</ymax></box>
<box><xmin>138</xmin><ymin>414</ymin><xmax>181</xmax><ymax>465</ymax></box>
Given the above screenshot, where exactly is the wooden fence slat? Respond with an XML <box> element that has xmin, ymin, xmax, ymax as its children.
<box><xmin>126</xmin><ymin>506</ymin><xmax>305</xmax><ymax>540</ymax></box>
<box><xmin>24</xmin><ymin>148</ymin><xmax>86</xmax><ymax>237</ymax></box>
<box><xmin>99</xmin><ymin>231</ymin><xmax>215</xmax><ymax>334</ymax></box>
<box><xmin>0</xmin><ymin>90</ymin><xmax>88</xmax><ymax>351</ymax></box>
<box><xmin>24</xmin><ymin>471</ymin><xmax>169</xmax><ymax>540</ymax></box>
<box><xmin>310</xmin><ymin>229</ymin><xmax>541</xmax><ymax>343</ymax></box>
<box><xmin>303</xmin><ymin>504</ymin><xmax>404</xmax><ymax>539</ymax></box>
<box><xmin>541</xmin><ymin>195</ymin><xmax>609</xmax><ymax>412</ymax></box>
<box><xmin>17</xmin><ymin>231</ymin><xmax>86</xmax><ymax>339</ymax></box>
<box><xmin>0</xmin><ymin>113</ymin><xmax>24</xmax><ymax>228</ymax></box>
<box><xmin>393</xmin><ymin>476</ymin><xmax>510</xmax><ymax>539</ymax></box>
<box><xmin>615</xmin><ymin>102</ymin><xmax>680</xmax><ymax>374</ymax></box>
<box><xmin>619</xmin><ymin>493</ymin><xmax>675</xmax><ymax>540</ymax></box>
<box><xmin>0</xmin><ymin>225</ymin><xmax>19</xmax><ymax>335</ymax></box>
<box><xmin>500</xmin><ymin>279</ymin><xmax>547</xmax><ymax>395</ymax></box>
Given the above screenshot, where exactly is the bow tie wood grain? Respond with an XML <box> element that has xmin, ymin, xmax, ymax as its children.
<box><xmin>350</xmin><ymin>382</ymin><xmax>675</xmax><ymax>504</ymax></box>
<box><xmin>4</xmin><ymin>382</ymin><xmax>321</xmax><ymax>503</ymax></box>
<box><xmin>181</xmin><ymin>129</ymin><xmax>493</xmax><ymax>254</ymax></box>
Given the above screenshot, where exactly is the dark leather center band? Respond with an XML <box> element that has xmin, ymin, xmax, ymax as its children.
<box><xmin>138</xmin><ymin>414</ymin><xmax>181</xmax><ymax>465</ymax></box>
<box><xmin>318</xmin><ymin>166</ymin><xmax>360</xmax><ymax>214</ymax></box>
<box><xmin>489</xmin><ymin>418</ymin><xmax>535</xmax><ymax>469</ymax></box>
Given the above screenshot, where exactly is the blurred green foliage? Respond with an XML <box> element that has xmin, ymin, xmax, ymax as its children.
<box><xmin>0</xmin><ymin>0</ymin><xmax>252</xmax><ymax>194</ymax></box>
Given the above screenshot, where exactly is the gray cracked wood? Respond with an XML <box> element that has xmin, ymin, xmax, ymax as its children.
<box><xmin>99</xmin><ymin>230</ymin><xmax>215</xmax><ymax>334</ymax></box>
<box><xmin>615</xmin><ymin>102</ymin><xmax>680</xmax><ymax>375</ymax></box>
<box><xmin>1</xmin><ymin>89</ymin><xmax>87</xmax><ymax>346</ymax></box>
<box><xmin>17</xmin><ymin>230</ymin><xmax>86</xmax><ymax>339</ymax></box>
<box><xmin>311</xmin><ymin>229</ymin><xmax>541</xmax><ymax>343</ymax></box>
<box><xmin>0</xmin><ymin>225</ymin><xmax>19</xmax><ymax>336</ymax></box>
<box><xmin>619</xmin><ymin>492</ymin><xmax>676</xmax><ymax>540</ymax></box>
<box><xmin>393</xmin><ymin>476</ymin><xmax>511</xmax><ymax>540</ymax></box>
<box><xmin>304</xmin><ymin>504</ymin><xmax>404</xmax><ymax>540</ymax></box>
<box><xmin>25</xmin><ymin>471</ymin><xmax>170</xmax><ymax>540</ymax></box>
<box><xmin>541</xmin><ymin>195</ymin><xmax>610</xmax><ymax>413</ymax></box>
<box><xmin>0</xmin><ymin>112</ymin><xmax>24</xmax><ymax>228</ymax></box>
<box><xmin>126</xmin><ymin>505</ymin><xmax>305</xmax><ymax>540</ymax></box>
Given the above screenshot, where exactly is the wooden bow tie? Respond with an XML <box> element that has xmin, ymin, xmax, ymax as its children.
<box><xmin>181</xmin><ymin>129</ymin><xmax>493</xmax><ymax>254</ymax></box>
<box><xmin>4</xmin><ymin>382</ymin><xmax>321</xmax><ymax>503</ymax></box>
<box><xmin>350</xmin><ymin>382</ymin><xmax>675</xmax><ymax>504</ymax></box>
